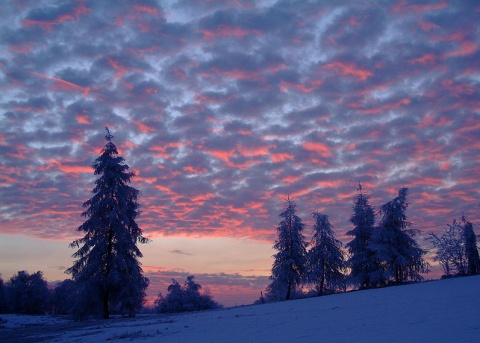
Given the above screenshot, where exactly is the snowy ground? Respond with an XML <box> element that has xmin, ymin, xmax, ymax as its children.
<box><xmin>1</xmin><ymin>276</ymin><xmax>479</xmax><ymax>342</ymax></box>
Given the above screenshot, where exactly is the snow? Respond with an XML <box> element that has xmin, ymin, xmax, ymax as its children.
<box><xmin>2</xmin><ymin>276</ymin><xmax>479</xmax><ymax>342</ymax></box>
<box><xmin>0</xmin><ymin>314</ymin><xmax>68</xmax><ymax>329</ymax></box>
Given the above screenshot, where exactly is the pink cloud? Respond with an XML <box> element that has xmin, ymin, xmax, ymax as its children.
<box><xmin>202</xmin><ymin>24</ymin><xmax>263</xmax><ymax>40</ymax></box>
<box><xmin>322</xmin><ymin>61</ymin><xmax>373</xmax><ymax>81</ymax></box>
<box><xmin>392</xmin><ymin>1</ymin><xmax>447</xmax><ymax>13</ymax></box>
<box><xmin>418</xmin><ymin>20</ymin><xmax>440</xmax><ymax>32</ymax></box>
<box><xmin>27</xmin><ymin>71</ymin><xmax>90</xmax><ymax>97</ymax></box>
<box><xmin>22</xmin><ymin>0</ymin><xmax>90</xmax><ymax>30</ymax></box>
<box><xmin>446</xmin><ymin>41</ymin><xmax>478</xmax><ymax>57</ymax></box>
<box><xmin>76</xmin><ymin>115</ymin><xmax>92</xmax><ymax>125</ymax></box>
<box><xmin>409</xmin><ymin>53</ymin><xmax>437</xmax><ymax>65</ymax></box>
<box><xmin>302</xmin><ymin>142</ymin><xmax>332</xmax><ymax>158</ymax></box>
<box><xmin>280</xmin><ymin>80</ymin><xmax>318</xmax><ymax>93</ymax></box>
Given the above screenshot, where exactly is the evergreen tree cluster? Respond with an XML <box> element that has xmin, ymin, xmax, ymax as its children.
<box><xmin>264</xmin><ymin>183</ymin><xmax>478</xmax><ymax>302</ymax></box>
<box><xmin>266</xmin><ymin>197</ymin><xmax>346</xmax><ymax>301</ymax></box>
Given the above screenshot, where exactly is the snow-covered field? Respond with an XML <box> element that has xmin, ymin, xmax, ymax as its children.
<box><xmin>1</xmin><ymin>276</ymin><xmax>479</xmax><ymax>342</ymax></box>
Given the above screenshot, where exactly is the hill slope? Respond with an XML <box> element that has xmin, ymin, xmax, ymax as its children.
<box><xmin>2</xmin><ymin>276</ymin><xmax>479</xmax><ymax>342</ymax></box>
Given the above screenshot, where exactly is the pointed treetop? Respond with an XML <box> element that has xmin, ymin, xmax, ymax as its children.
<box><xmin>105</xmin><ymin>126</ymin><xmax>114</xmax><ymax>141</ymax></box>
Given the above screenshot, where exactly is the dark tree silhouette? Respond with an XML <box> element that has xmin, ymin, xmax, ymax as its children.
<box><xmin>462</xmin><ymin>215</ymin><xmax>480</xmax><ymax>275</ymax></box>
<box><xmin>370</xmin><ymin>188</ymin><xmax>429</xmax><ymax>285</ymax></box>
<box><xmin>267</xmin><ymin>197</ymin><xmax>307</xmax><ymax>301</ymax></box>
<box><xmin>67</xmin><ymin>128</ymin><xmax>149</xmax><ymax>319</ymax></box>
<box><xmin>346</xmin><ymin>183</ymin><xmax>377</xmax><ymax>289</ymax></box>
<box><xmin>154</xmin><ymin>276</ymin><xmax>221</xmax><ymax>313</ymax></box>
<box><xmin>305</xmin><ymin>212</ymin><xmax>346</xmax><ymax>295</ymax></box>
<box><xmin>5</xmin><ymin>271</ymin><xmax>50</xmax><ymax>314</ymax></box>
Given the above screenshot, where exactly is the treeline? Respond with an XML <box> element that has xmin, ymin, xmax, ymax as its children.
<box><xmin>0</xmin><ymin>273</ymin><xmax>220</xmax><ymax>316</ymax></box>
<box><xmin>260</xmin><ymin>184</ymin><xmax>480</xmax><ymax>302</ymax></box>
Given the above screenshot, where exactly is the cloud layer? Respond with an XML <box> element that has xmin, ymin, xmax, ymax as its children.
<box><xmin>1</xmin><ymin>1</ymin><xmax>479</xmax><ymax>260</ymax></box>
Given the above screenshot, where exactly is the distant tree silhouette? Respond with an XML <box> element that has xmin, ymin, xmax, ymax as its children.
<box><xmin>52</xmin><ymin>279</ymin><xmax>78</xmax><ymax>315</ymax></box>
<box><xmin>462</xmin><ymin>215</ymin><xmax>480</xmax><ymax>275</ymax></box>
<box><xmin>67</xmin><ymin>128</ymin><xmax>149</xmax><ymax>319</ymax></box>
<box><xmin>0</xmin><ymin>276</ymin><xmax>6</xmax><ymax>314</ymax></box>
<box><xmin>5</xmin><ymin>271</ymin><xmax>51</xmax><ymax>314</ymax></box>
<box><xmin>155</xmin><ymin>276</ymin><xmax>221</xmax><ymax>313</ymax></box>
<box><xmin>267</xmin><ymin>197</ymin><xmax>308</xmax><ymax>301</ymax></box>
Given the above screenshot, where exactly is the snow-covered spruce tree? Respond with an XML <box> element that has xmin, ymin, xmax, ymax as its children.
<box><xmin>370</xmin><ymin>187</ymin><xmax>429</xmax><ymax>285</ymax></box>
<box><xmin>462</xmin><ymin>215</ymin><xmax>480</xmax><ymax>275</ymax></box>
<box><xmin>305</xmin><ymin>212</ymin><xmax>346</xmax><ymax>296</ymax></box>
<box><xmin>267</xmin><ymin>197</ymin><xmax>308</xmax><ymax>301</ymax></box>
<box><xmin>67</xmin><ymin>128</ymin><xmax>149</xmax><ymax>319</ymax></box>
<box><xmin>346</xmin><ymin>183</ymin><xmax>377</xmax><ymax>289</ymax></box>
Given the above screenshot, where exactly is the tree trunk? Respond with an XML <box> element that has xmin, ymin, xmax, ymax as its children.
<box><xmin>319</xmin><ymin>274</ymin><xmax>325</xmax><ymax>296</ymax></box>
<box><xmin>103</xmin><ymin>292</ymin><xmax>109</xmax><ymax>319</ymax></box>
<box><xmin>104</xmin><ymin>227</ymin><xmax>113</xmax><ymax>319</ymax></box>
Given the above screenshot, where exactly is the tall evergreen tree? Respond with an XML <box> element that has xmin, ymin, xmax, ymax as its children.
<box><xmin>67</xmin><ymin>128</ymin><xmax>149</xmax><ymax>319</ymax></box>
<box><xmin>346</xmin><ymin>183</ymin><xmax>376</xmax><ymax>289</ymax></box>
<box><xmin>461</xmin><ymin>215</ymin><xmax>480</xmax><ymax>275</ymax></box>
<box><xmin>268</xmin><ymin>197</ymin><xmax>308</xmax><ymax>301</ymax></box>
<box><xmin>370</xmin><ymin>187</ymin><xmax>429</xmax><ymax>285</ymax></box>
<box><xmin>306</xmin><ymin>212</ymin><xmax>346</xmax><ymax>296</ymax></box>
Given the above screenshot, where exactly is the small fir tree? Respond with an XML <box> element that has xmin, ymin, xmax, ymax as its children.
<box><xmin>462</xmin><ymin>215</ymin><xmax>480</xmax><ymax>275</ymax></box>
<box><xmin>67</xmin><ymin>128</ymin><xmax>149</xmax><ymax>319</ymax></box>
<box><xmin>346</xmin><ymin>183</ymin><xmax>377</xmax><ymax>289</ymax></box>
<box><xmin>370</xmin><ymin>187</ymin><xmax>429</xmax><ymax>285</ymax></box>
<box><xmin>268</xmin><ymin>197</ymin><xmax>308</xmax><ymax>301</ymax></box>
<box><xmin>305</xmin><ymin>212</ymin><xmax>346</xmax><ymax>296</ymax></box>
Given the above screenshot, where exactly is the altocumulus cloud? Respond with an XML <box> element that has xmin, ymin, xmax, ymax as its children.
<box><xmin>0</xmin><ymin>0</ymin><xmax>479</xmax><ymax>254</ymax></box>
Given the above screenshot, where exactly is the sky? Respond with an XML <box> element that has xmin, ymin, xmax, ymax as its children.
<box><xmin>0</xmin><ymin>0</ymin><xmax>479</xmax><ymax>306</ymax></box>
